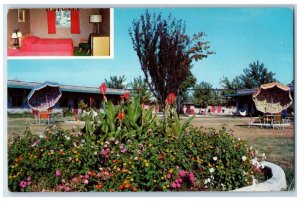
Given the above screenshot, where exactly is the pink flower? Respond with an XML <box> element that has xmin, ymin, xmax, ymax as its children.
<box><xmin>55</xmin><ymin>169</ymin><xmax>61</xmax><ymax>177</ymax></box>
<box><xmin>57</xmin><ymin>184</ymin><xmax>64</xmax><ymax>190</ymax></box>
<box><xmin>84</xmin><ymin>174</ymin><xmax>89</xmax><ymax>179</ymax></box>
<box><xmin>65</xmin><ymin>186</ymin><xmax>71</xmax><ymax>192</ymax></box>
<box><xmin>171</xmin><ymin>182</ymin><xmax>177</xmax><ymax>188</ymax></box>
<box><xmin>177</xmin><ymin>178</ymin><xmax>183</xmax><ymax>183</ymax></box>
<box><xmin>101</xmin><ymin>149</ymin><xmax>109</xmax><ymax>157</ymax></box>
<box><xmin>179</xmin><ymin>170</ymin><xmax>186</xmax><ymax>177</ymax></box>
<box><xmin>83</xmin><ymin>179</ymin><xmax>89</xmax><ymax>184</ymax></box>
<box><xmin>27</xmin><ymin>176</ymin><xmax>31</xmax><ymax>181</ymax></box>
<box><xmin>189</xmin><ymin>172</ymin><xmax>195</xmax><ymax>183</ymax></box>
<box><xmin>167</xmin><ymin>174</ymin><xmax>172</xmax><ymax>179</ymax></box>
<box><xmin>19</xmin><ymin>180</ymin><xmax>27</xmax><ymax>188</ymax></box>
<box><xmin>72</xmin><ymin>177</ymin><xmax>78</xmax><ymax>183</ymax></box>
<box><xmin>68</xmin><ymin>157</ymin><xmax>72</xmax><ymax>161</ymax></box>
<box><xmin>176</xmin><ymin>183</ymin><xmax>181</xmax><ymax>188</ymax></box>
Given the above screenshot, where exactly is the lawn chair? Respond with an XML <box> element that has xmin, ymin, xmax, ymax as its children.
<box><xmin>248</xmin><ymin>113</ymin><xmax>262</xmax><ymax>128</ymax></box>
<box><xmin>262</xmin><ymin>114</ymin><xmax>273</xmax><ymax>128</ymax></box>
<box><xmin>38</xmin><ymin>110</ymin><xmax>50</xmax><ymax>125</ymax></box>
<box><xmin>239</xmin><ymin>110</ymin><xmax>247</xmax><ymax>117</ymax></box>
<box><xmin>273</xmin><ymin>113</ymin><xmax>285</xmax><ymax>130</ymax></box>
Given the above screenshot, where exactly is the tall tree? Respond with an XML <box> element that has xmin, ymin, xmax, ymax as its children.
<box><xmin>192</xmin><ymin>82</ymin><xmax>213</xmax><ymax>109</ymax></box>
<box><xmin>221</xmin><ymin>60</ymin><xmax>276</xmax><ymax>106</ymax></box>
<box><xmin>129</xmin><ymin>10</ymin><xmax>214</xmax><ymax>109</ymax></box>
<box><xmin>105</xmin><ymin>75</ymin><xmax>127</xmax><ymax>89</ymax></box>
<box><xmin>130</xmin><ymin>76</ymin><xmax>152</xmax><ymax>104</ymax></box>
<box><xmin>239</xmin><ymin>60</ymin><xmax>276</xmax><ymax>89</ymax></box>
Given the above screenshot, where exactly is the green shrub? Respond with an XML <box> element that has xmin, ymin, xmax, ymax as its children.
<box><xmin>8</xmin><ymin>91</ymin><xmax>258</xmax><ymax>192</ymax></box>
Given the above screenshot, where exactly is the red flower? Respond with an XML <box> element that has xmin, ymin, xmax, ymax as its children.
<box><xmin>120</xmin><ymin>91</ymin><xmax>130</xmax><ymax>100</ymax></box>
<box><xmin>117</xmin><ymin>111</ymin><xmax>125</xmax><ymax>120</ymax></box>
<box><xmin>99</xmin><ymin>83</ymin><xmax>107</xmax><ymax>95</ymax></box>
<box><xmin>166</xmin><ymin>93</ymin><xmax>176</xmax><ymax>105</ymax></box>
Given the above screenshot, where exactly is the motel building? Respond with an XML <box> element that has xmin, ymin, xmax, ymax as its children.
<box><xmin>7</xmin><ymin>80</ymin><xmax>127</xmax><ymax>114</ymax></box>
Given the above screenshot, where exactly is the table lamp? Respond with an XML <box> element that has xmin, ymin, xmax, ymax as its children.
<box><xmin>90</xmin><ymin>14</ymin><xmax>102</xmax><ymax>35</ymax></box>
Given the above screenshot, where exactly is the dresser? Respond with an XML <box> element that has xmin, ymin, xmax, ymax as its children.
<box><xmin>91</xmin><ymin>35</ymin><xmax>110</xmax><ymax>56</ymax></box>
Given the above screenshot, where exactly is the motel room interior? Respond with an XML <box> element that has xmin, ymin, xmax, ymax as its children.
<box><xmin>7</xmin><ymin>8</ymin><xmax>111</xmax><ymax>56</ymax></box>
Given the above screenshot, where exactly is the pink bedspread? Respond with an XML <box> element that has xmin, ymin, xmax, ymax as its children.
<box><xmin>8</xmin><ymin>37</ymin><xmax>74</xmax><ymax>56</ymax></box>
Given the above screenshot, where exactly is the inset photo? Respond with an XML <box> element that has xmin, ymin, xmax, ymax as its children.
<box><xmin>7</xmin><ymin>8</ymin><xmax>113</xmax><ymax>57</ymax></box>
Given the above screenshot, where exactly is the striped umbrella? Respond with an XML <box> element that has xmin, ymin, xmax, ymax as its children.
<box><xmin>252</xmin><ymin>82</ymin><xmax>293</xmax><ymax>114</ymax></box>
<box><xmin>27</xmin><ymin>82</ymin><xmax>62</xmax><ymax>111</ymax></box>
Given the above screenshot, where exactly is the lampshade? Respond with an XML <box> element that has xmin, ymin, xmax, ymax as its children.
<box><xmin>90</xmin><ymin>15</ymin><xmax>102</xmax><ymax>23</ymax></box>
<box><xmin>11</xmin><ymin>33</ymin><xmax>18</xmax><ymax>39</ymax></box>
<box><xmin>17</xmin><ymin>31</ymin><xmax>22</xmax><ymax>38</ymax></box>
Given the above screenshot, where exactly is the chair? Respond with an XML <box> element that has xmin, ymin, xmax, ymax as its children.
<box><xmin>38</xmin><ymin>110</ymin><xmax>50</xmax><ymax>125</ymax></box>
<box><xmin>248</xmin><ymin>113</ymin><xmax>262</xmax><ymax>128</ymax></box>
<box><xmin>32</xmin><ymin>109</ymin><xmax>39</xmax><ymax>124</ymax></box>
<box><xmin>79</xmin><ymin>33</ymin><xmax>92</xmax><ymax>55</ymax></box>
<box><xmin>273</xmin><ymin>113</ymin><xmax>284</xmax><ymax>130</ymax></box>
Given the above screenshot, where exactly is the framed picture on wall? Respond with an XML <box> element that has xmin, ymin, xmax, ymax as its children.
<box><xmin>18</xmin><ymin>9</ymin><xmax>25</xmax><ymax>22</ymax></box>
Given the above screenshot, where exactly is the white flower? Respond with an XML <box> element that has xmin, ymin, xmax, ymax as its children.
<box><xmin>238</xmin><ymin>138</ymin><xmax>240</xmax><ymax>141</ymax></box>
<box><xmin>105</xmin><ymin>141</ymin><xmax>110</xmax><ymax>144</ymax></box>
<box><xmin>73</xmin><ymin>142</ymin><xmax>77</xmax><ymax>147</ymax></box>
<box><xmin>209</xmin><ymin>168</ymin><xmax>215</xmax><ymax>173</ymax></box>
<box><xmin>104</xmin><ymin>144</ymin><xmax>107</xmax><ymax>148</ymax></box>
<box><xmin>262</xmin><ymin>153</ymin><xmax>265</xmax><ymax>157</ymax></box>
<box><xmin>204</xmin><ymin>179</ymin><xmax>208</xmax><ymax>184</ymax></box>
<box><xmin>110</xmin><ymin>137</ymin><xmax>115</xmax><ymax>141</ymax></box>
<box><xmin>213</xmin><ymin>156</ymin><xmax>218</xmax><ymax>161</ymax></box>
<box><xmin>66</xmin><ymin>136</ymin><xmax>70</xmax><ymax>140</ymax></box>
<box><xmin>81</xmin><ymin>139</ymin><xmax>85</xmax><ymax>143</ymax></box>
<box><xmin>94</xmin><ymin>151</ymin><xmax>97</xmax><ymax>156</ymax></box>
<box><xmin>250</xmin><ymin>146</ymin><xmax>253</xmax><ymax>150</ymax></box>
<box><xmin>134</xmin><ymin>156</ymin><xmax>138</xmax><ymax>160</ymax></box>
<box><xmin>115</xmin><ymin>140</ymin><xmax>119</xmax><ymax>145</ymax></box>
<box><xmin>242</xmin><ymin>156</ymin><xmax>247</xmax><ymax>161</ymax></box>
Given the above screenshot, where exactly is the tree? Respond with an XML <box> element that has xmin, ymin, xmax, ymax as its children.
<box><xmin>105</xmin><ymin>75</ymin><xmax>127</xmax><ymax>89</ymax></box>
<box><xmin>221</xmin><ymin>60</ymin><xmax>276</xmax><ymax>106</ymax></box>
<box><xmin>129</xmin><ymin>10</ymin><xmax>214</xmax><ymax>109</ymax></box>
<box><xmin>130</xmin><ymin>76</ymin><xmax>152</xmax><ymax>104</ymax></box>
<box><xmin>192</xmin><ymin>82</ymin><xmax>213</xmax><ymax>109</ymax></box>
<box><xmin>239</xmin><ymin>60</ymin><xmax>276</xmax><ymax>89</ymax></box>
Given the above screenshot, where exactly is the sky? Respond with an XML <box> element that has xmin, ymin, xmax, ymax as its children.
<box><xmin>7</xmin><ymin>7</ymin><xmax>294</xmax><ymax>88</ymax></box>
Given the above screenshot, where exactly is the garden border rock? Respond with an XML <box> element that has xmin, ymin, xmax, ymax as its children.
<box><xmin>234</xmin><ymin>161</ymin><xmax>287</xmax><ymax>191</ymax></box>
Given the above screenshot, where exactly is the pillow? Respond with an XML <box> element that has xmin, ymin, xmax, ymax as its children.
<box><xmin>22</xmin><ymin>36</ymin><xmax>40</xmax><ymax>46</ymax></box>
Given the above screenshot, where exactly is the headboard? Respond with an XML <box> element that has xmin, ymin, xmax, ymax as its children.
<box><xmin>20</xmin><ymin>33</ymin><xmax>32</xmax><ymax>47</ymax></box>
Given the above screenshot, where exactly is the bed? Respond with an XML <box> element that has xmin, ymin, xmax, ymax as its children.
<box><xmin>8</xmin><ymin>33</ymin><xmax>74</xmax><ymax>56</ymax></box>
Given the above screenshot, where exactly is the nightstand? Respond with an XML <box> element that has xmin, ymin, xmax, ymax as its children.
<box><xmin>91</xmin><ymin>35</ymin><xmax>110</xmax><ymax>56</ymax></box>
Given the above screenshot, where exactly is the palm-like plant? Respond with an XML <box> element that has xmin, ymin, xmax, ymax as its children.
<box><xmin>105</xmin><ymin>75</ymin><xmax>127</xmax><ymax>89</ymax></box>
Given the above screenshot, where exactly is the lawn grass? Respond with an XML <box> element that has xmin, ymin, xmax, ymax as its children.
<box><xmin>7</xmin><ymin>115</ymin><xmax>295</xmax><ymax>191</ymax></box>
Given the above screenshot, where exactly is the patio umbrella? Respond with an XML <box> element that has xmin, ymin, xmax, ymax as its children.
<box><xmin>252</xmin><ymin>82</ymin><xmax>293</xmax><ymax>114</ymax></box>
<box><xmin>27</xmin><ymin>81</ymin><xmax>62</xmax><ymax>111</ymax></box>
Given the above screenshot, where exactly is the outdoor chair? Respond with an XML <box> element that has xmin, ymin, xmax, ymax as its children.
<box><xmin>272</xmin><ymin>113</ymin><xmax>288</xmax><ymax>130</ymax></box>
<box><xmin>32</xmin><ymin>109</ymin><xmax>39</xmax><ymax>124</ymax></box>
<box><xmin>38</xmin><ymin>110</ymin><xmax>50</xmax><ymax>125</ymax></box>
<box><xmin>248</xmin><ymin>113</ymin><xmax>262</xmax><ymax>128</ymax></box>
<box><xmin>262</xmin><ymin>114</ymin><xmax>273</xmax><ymax>128</ymax></box>
<box><xmin>38</xmin><ymin>109</ymin><xmax>55</xmax><ymax>125</ymax></box>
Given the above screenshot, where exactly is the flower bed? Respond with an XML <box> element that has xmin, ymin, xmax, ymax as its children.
<box><xmin>8</xmin><ymin>86</ymin><xmax>262</xmax><ymax>192</ymax></box>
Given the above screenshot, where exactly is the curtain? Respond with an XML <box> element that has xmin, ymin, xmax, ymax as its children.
<box><xmin>47</xmin><ymin>10</ymin><xmax>56</xmax><ymax>34</ymax></box>
<box><xmin>71</xmin><ymin>10</ymin><xmax>80</xmax><ymax>34</ymax></box>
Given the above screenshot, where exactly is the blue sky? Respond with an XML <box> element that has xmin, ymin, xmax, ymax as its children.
<box><xmin>8</xmin><ymin>7</ymin><xmax>294</xmax><ymax>88</ymax></box>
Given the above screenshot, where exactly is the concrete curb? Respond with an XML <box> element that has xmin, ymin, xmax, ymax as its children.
<box><xmin>234</xmin><ymin>161</ymin><xmax>287</xmax><ymax>191</ymax></box>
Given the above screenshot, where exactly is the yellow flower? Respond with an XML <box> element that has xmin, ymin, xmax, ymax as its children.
<box><xmin>145</xmin><ymin>162</ymin><xmax>149</xmax><ymax>167</ymax></box>
<box><xmin>153</xmin><ymin>180</ymin><xmax>157</xmax><ymax>183</ymax></box>
<box><xmin>131</xmin><ymin>165</ymin><xmax>135</xmax><ymax>169</ymax></box>
<box><xmin>163</xmin><ymin>186</ymin><xmax>166</xmax><ymax>189</ymax></box>
<box><xmin>149</xmin><ymin>144</ymin><xmax>152</xmax><ymax>147</ymax></box>
<box><xmin>75</xmin><ymin>158</ymin><xmax>79</xmax><ymax>162</ymax></box>
<box><xmin>123</xmin><ymin>163</ymin><xmax>127</xmax><ymax>166</ymax></box>
<box><xmin>168</xmin><ymin>169</ymin><xmax>173</xmax><ymax>174</ymax></box>
<box><xmin>34</xmin><ymin>156</ymin><xmax>37</xmax><ymax>159</ymax></box>
<box><xmin>143</xmin><ymin>160</ymin><xmax>147</xmax><ymax>163</ymax></box>
<box><xmin>100</xmin><ymin>142</ymin><xmax>104</xmax><ymax>145</ymax></box>
<box><xmin>130</xmin><ymin>178</ymin><xmax>134</xmax><ymax>182</ymax></box>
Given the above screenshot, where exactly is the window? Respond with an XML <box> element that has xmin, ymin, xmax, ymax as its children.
<box><xmin>56</xmin><ymin>10</ymin><xmax>70</xmax><ymax>28</ymax></box>
<box><xmin>11</xmin><ymin>96</ymin><xmax>23</xmax><ymax>107</ymax></box>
